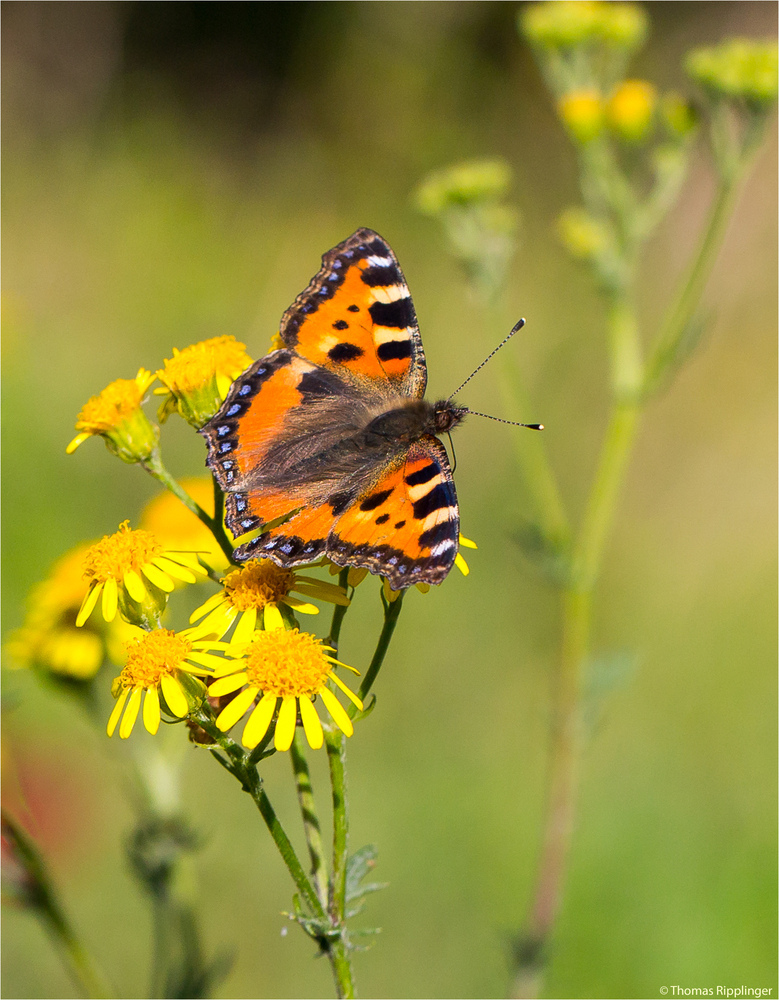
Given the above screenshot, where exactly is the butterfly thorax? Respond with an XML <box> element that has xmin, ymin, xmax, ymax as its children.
<box><xmin>364</xmin><ymin>398</ymin><xmax>466</xmax><ymax>444</ymax></box>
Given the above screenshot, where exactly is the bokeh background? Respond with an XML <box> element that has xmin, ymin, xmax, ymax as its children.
<box><xmin>2</xmin><ymin>3</ymin><xmax>776</xmax><ymax>998</ymax></box>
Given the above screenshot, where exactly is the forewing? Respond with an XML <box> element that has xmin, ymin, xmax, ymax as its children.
<box><xmin>280</xmin><ymin>228</ymin><xmax>427</xmax><ymax>398</ymax></box>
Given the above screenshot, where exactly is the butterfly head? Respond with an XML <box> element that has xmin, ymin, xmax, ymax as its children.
<box><xmin>432</xmin><ymin>399</ymin><xmax>467</xmax><ymax>434</ymax></box>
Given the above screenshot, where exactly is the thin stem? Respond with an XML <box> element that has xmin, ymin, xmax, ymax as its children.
<box><xmin>325</xmin><ymin>729</ymin><xmax>355</xmax><ymax>999</ymax></box>
<box><xmin>350</xmin><ymin>590</ymin><xmax>405</xmax><ymax>715</ymax></box>
<box><xmin>194</xmin><ymin>709</ymin><xmax>326</xmax><ymax>921</ymax></box>
<box><xmin>328</xmin><ymin>568</ymin><xmax>352</xmax><ymax>651</ymax></box>
<box><xmin>142</xmin><ymin>451</ymin><xmax>235</xmax><ymax>564</ymax></box>
<box><xmin>291</xmin><ymin>733</ymin><xmax>329</xmax><ymax>907</ymax></box>
<box><xmin>644</xmin><ymin>172</ymin><xmax>740</xmax><ymax>395</ymax></box>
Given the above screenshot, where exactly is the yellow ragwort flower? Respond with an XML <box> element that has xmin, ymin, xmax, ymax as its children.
<box><xmin>190</xmin><ymin>559</ymin><xmax>349</xmax><ymax>641</ymax></box>
<box><xmin>607</xmin><ymin>79</ymin><xmax>657</xmax><ymax>142</ymax></box>
<box><xmin>77</xmin><ymin>521</ymin><xmax>208</xmax><ymax>628</ymax></box>
<box><xmin>520</xmin><ymin>1</ymin><xmax>646</xmax><ymax>52</ymax></box>
<box><xmin>6</xmin><ymin>544</ymin><xmax>138</xmax><ymax>681</ymax></box>
<box><xmin>67</xmin><ymin>369</ymin><xmax>158</xmax><ymax>463</ymax></box>
<box><xmin>107</xmin><ymin>628</ymin><xmax>234</xmax><ymax>738</ymax></box>
<box><xmin>141</xmin><ymin>478</ymin><xmax>230</xmax><ymax>573</ymax></box>
<box><xmin>210</xmin><ymin>626</ymin><xmax>362</xmax><ymax>751</ymax></box>
<box><xmin>155</xmin><ymin>336</ymin><xmax>253</xmax><ymax>429</ymax></box>
<box><xmin>558</xmin><ymin>89</ymin><xmax>606</xmax><ymax>144</ymax></box>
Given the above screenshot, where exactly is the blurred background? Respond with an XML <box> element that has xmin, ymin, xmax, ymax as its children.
<box><xmin>2</xmin><ymin>3</ymin><xmax>776</xmax><ymax>998</ymax></box>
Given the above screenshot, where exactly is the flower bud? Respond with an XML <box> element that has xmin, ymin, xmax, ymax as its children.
<box><xmin>558</xmin><ymin>90</ymin><xmax>606</xmax><ymax>144</ymax></box>
<box><xmin>608</xmin><ymin>80</ymin><xmax>658</xmax><ymax>142</ymax></box>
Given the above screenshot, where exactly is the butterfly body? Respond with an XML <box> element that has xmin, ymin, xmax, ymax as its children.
<box><xmin>202</xmin><ymin>229</ymin><xmax>466</xmax><ymax>589</ymax></box>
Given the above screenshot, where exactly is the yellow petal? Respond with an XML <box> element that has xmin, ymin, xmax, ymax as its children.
<box><xmin>66</xmin><ymin>432</ymin><xmax>91</xmax><ymax>454</ymax></box>
<box><xmin>274</xmin><ymin>696</ymin><xmax>298</xmax><ymax>751</ymax></box>
<box><xmin>152</xmin><ymin>556</ymin><xmax>197</xmax><ymax>584</ymax></box>
<box><xmin>160</xmin><ymin>674</ymin><xmax>189</xmax><ymax>718</ymax></box>
<box><xmin>141</xmin><ymin>562</ymin><xmax>175</xmax><ymax>593</ymax></box>
<box><xmin>347</xmin><ymin>567</ymin><xmax>369</xmax><ymax>587</ymax></box>
<box><xmin>164</xmin><ymin>552</ymin><xmax>208</xmax><ymax>575</ymax></box>
<box><xmin>282</xmin><ymin>596</ymin><xmax>319</xmax><ymax>615</ymax></box>
<box><xmin>232</xmin><ymin>608</ymin><xmax>258</xmax><ymax>645</ymax></box>
<box><xmin>242</xmin><ymin>693</ymin><xmax>277</xmax><ymax>749</ymax></box>
<box><xmin>215</xmin><ymin>686</ymin><xmax>259</xmax><ymax>731</ymax></box>
<box><xmin>119</xmin><ymin>687</ymin><xmax>143</xmax><ymax>739</ymax></box>
<box><xmin>208</xmin><ymin>672</ymin><xmax>250</xmax><ymax>697</ymax></box>
<box><xmin>327</xmin><ymin>671</ymin><xmax>363</xmax><ymax>710</ymax></box>
<box><xmin>185</xmin><ymin>651</ymin><xmax>230</xmax><ymax>671</ymax></box>
<box><xmin>458</xmin><ymin>533</ymin><xmax>478</xmax><ymax>549</ymax></box>
<box><xmin>455</xmin><ymin>552</ymin><xmax>470</xmax><ymax>576</ymax></box>
<box><xmin>123</xmin><ymin>568</ymin><xmax>147</xmax><ymax>603</ymax></box>
<box><xmin>143</xmin><ymin>686</ymin><xmax>161</xmax><ymax>735</ymax></box>
<box><xmin>102</xmin><ymin>577</ymin><xmax>118</xmax><ymax>622</ymax></box>
<box><xmin>76</xmin><ymin>582</ymin><xmax>103</xmax><ymax>628</ymax></box>
<box><xmin>190</xmin><ymin>604</ymin><xmax>238</xmax><ymax>641</ymax></box>
<box><xmin>107</xmin><ymin>687</ymin><xmax>129</xmax><ymax>737</ymax></box>
<box><xmin>263</xmin><ymin>604</ymin><xmax>284</xmax><ymax>631</ymax></box>
<box><xmin>319</xmin><ymin>687</ymin><xmax>353</xmax><ymax>738</ymax></box>
<box><xmin>299</xmin><ymin>695</ymin><xmax>324</xmax><ymax>750</ymax></box>
<box><xmin>190</xmin><ymin>591</ymin><xmax>226</xmax><ymax>623</ymax></box>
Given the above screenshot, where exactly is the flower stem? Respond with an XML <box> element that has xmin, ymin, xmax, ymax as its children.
<box><xmin>291</xmin><ymin>733</ymin><xmax>329</xmax><ymax>907</ymax></box>
<box><xmin>512</xmin><ymin>352</ymin><xmax>642</xmax><ymax>1000</ymax></box>
<box><xmin>644</xmin><ymin>171</ymin><xmax>740</xmax><ymax>395</ymax></box>
<box><xmin>351</xmin><ymin>589</ymin><xmax>405</xmax><ymax>714</ymax></box>
<box><xmin>325</xmin><ymin>729</ymin><xmax>355</xmax><ymax>999</ymax></box>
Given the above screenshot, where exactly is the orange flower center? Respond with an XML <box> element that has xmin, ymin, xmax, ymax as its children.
<box><xmin>222</xmin><ymin>560</ymin><xmax>295</xmax><ymax>611</ymax></box>
<box><xmin>83</xmin><ymin>521</ymin><xmax>162</xmax><ymax>583</ymax></box>
<box><xmin>120</xmin><ymin>629</ymin><xmax>191</xmax><ymax>689</ymax></box>
<box><xmin>244</xmin><ymin>629</ymin><xmax>330</xmax><ymax>698</ymax></box>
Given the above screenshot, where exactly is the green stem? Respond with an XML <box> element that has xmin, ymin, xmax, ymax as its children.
<box><xmin>194</xmin><ymin>709</ymin><xmax>326</xmax><ymax>921</ymax></box>
<box><xmin>328</xmin><ymin>568</ymin><xmax>352</xmax><ymax>650</ymax></box>
<box><xmin>141</xmin><ymin>451</ymin><xmax>235</xmax><ymax>564</ymax></box>
<box><xmin>512</xmin><ymin>362</ymin><xmax>642</xmax><ymax>1000</ymax></box>
<box><xmin>350</xmin><ymin>590</ymin><xmax>405</xmax><ymax>715</ymax></box>
<box><xmin>325</xmin><ymin>729</ymin><xmax>355</xmax><ymax>999</ymax></box>
<box><xmin>644</xmin><ymin>172</ymin><xmax>740</xmax><ymax>395</ymax></box>
<box><xmin>291</xmin><ymin>733</ymin><xmax>329</xmax><ymax>907</ymax></box>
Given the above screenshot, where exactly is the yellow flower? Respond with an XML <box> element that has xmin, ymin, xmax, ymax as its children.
<box><xmin>67</xmin><ymin>369</ymin><xmax>158</xmax><ymax>463</ymax></box>
<box><xmin>140</xmin><ymin>478</ymin><xmax>230</xmax><ymax>573</ymax></box>
<box><xmin>607</xmin><ymin>80</ymin><xmax>657</xmax><ymax>142</ymax></box>
<box><xmin>107</xmin><ymin>628</ymin><xmax>233</xmax><ymax>738</ymax></box>
<box><xmin>6</xmin><ymin>544</ymin><xmax>138</xmax><ymax>681</ymax></box>
<box><xmin>210</xmin><ymin>627</ymin><xmax>362</xmax><ymax>751</ymax></box>
<box><xmin>155</xmin><ymin>336</ymin><xmax>253</xmax><ymax>429</ymax></box>
<box><xmin>558</xmin><ymin>89</ymin><xmax>605</xmax><ymax>144</ymax></box>
<box><xmin>76</xmin><ymin>522</ymin><xmax>208</xmax><ymax>629</ymax></box>
<box><xmin>190</xmin><ymin>559</ymin><xmax>349</xmax><ymax>642</ymax></box>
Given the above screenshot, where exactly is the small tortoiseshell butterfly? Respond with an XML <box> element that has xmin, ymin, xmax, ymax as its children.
<box><xmin>202</xmin><ymin>228</ymin><xmax>469</xmax><ymax>590</ymax></box>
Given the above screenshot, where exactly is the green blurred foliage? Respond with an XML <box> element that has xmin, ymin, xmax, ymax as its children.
<box><xmin>2</xmin><ymin>3</ymin><xmax>776</xmax><ymax>998</ymax></box>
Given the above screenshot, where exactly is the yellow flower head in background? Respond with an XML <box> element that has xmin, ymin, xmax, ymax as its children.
<box><xmin>190</xmin><ymin>559</ymin><xmax>349</xmax><ymax>642</ymax></box>
<box><xmin>210</xmin><ymin>625</ymin><xmax>362</xmax><ymax>752</ymax></box>
<box><xmin>77</xmin><ymin>521</ymin><xmax>208</xmax><ymax>628</ymax></box>
<box><xmin>141</xmin><ymin>478</ymin><xmax>230</xmax><ymax>573</ymax></box>
<box><xmin>607</xmin><ymin>79</ymin><xmax>658</xmax><ymax>142</ymax></box>
<box><xmin>67</xmin><ymin>369</ymin><xmax>159</xmax><ymax>463</ymax></box>
<box><xmin>686</xmin><ymin>38</ymin><xmax>779</xmax><ymax>106</ymax></box>
<box><xmin>6</xmin><ymin>544</ymin><xmax>138</xmax><ymax>681</ymax></box>
<box><xmin>155</xmin><ymin>335</ymin><xmax>253</xmax><ymax>429</ymax></box>
<box><xmin>558</xmin><ymin>89</ymin><xmax>605</xmax><ymax>144</ymax></box>
<box><xmin>107</xmin><ymin>628</ymin><xmax>234</xmax><ymax>739</ymax></box>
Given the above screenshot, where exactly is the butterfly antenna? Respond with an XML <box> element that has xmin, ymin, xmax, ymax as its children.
<box><xmin>447</xmin><ymin>317</ymin><xmax>526</xmax><ymax>399</ymax></box>
<box><xmin>465</xmin><ymin>411</ymin><xmax>543</xmax><ymax>430</ymax></box>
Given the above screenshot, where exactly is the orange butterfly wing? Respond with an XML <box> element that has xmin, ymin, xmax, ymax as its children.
<box><xmin>203</xmin><ymin>230</ymin><xmax>462</xmax><ymax>589</ymax></box>
<box><xmin>240</xmin><ymin>439</ymin><xmax>459</xmax><ymax>589</ymax></box>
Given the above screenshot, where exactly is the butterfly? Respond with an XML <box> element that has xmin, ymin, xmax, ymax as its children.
<box><xmin>201</xmin><ymin>228</ymin><xmax>469</xmax><ymax>591</ymax></box>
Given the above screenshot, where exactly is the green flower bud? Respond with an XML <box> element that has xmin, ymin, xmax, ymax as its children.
<box><xmin>660</xmin><ymin>92</ymin><xmax>698</xmax><ymax>138</ymax></box>
<box><xmin>519</xmin><ymin>1</ymin><xmax>647</xmax><ymax>52</ymax></box>
<box><xmin>557</xmin><ymin>207</ymin><xmax>611</xmax><ymax>260</ymax></box>
<box><xmin>415</xmin><ymin>160</ymin><xmax>512</xmax><ymax>216</ymax></box>
<box><xmin>686</xmin><ymin>38</ymin><xmax>778</xmax><ymax>106</ymax></box>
